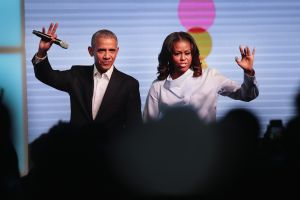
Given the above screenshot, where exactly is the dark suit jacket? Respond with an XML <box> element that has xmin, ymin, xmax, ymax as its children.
<box><xmin>33</xmin><ymin>57</ymin><xmax>142</xmax><ymax>132</ymax></box>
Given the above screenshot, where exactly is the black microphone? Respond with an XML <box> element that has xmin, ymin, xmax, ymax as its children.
<box><xmin>32</xmin><ymin>30</ymin><xmax>68</xmax><ymax>49</ymax></box>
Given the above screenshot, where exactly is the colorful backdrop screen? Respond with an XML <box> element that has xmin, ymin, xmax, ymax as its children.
<box><xmin>25</xmin><ymin>0</ymin><xmax>300</xmax><ymax>142</ymax></box>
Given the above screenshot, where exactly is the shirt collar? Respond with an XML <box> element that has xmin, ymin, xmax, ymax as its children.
<box><xmin>163</xmin><ymin>69</ymin><xmax>193</xmax><ymax>98</ymax></box>
<box><xmin>93</xmin><ymin>65</ymin><xmax>114</xmax><ymax>80</ymax></box>
<box><xmin>165</xmin><ymin>69</ymin><xmax>193</xmax><ymax>86</ymax></box>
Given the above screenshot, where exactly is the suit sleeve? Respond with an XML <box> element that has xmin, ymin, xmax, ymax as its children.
<box><xmin>125</xmin><ymin>79</ymin><xmax>142</xmax><ymax>128</ymax></box>
<box><xmin>32</xmin><ymin>56</ymin><xmax>72</xmax><ymax>92</ymax></box>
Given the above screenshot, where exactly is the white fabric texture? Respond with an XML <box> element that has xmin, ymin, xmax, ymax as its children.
<box><xmin>143</xmin><ymin>68</ymin><xmax>259</xmax><ymax>123</ymax></box>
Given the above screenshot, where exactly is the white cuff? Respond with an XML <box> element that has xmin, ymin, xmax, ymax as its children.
<box><xmin>33</xmin><ymin>53</ymin><xmax>47</xmax><ymax>64</ymax></box>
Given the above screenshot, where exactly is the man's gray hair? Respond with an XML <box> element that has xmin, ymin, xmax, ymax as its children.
<box><xmin>91</xmin><ymin>29</ymin><xmax>118</xmax><ymax>47</ymax></box>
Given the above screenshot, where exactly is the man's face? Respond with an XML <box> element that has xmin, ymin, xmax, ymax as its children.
<box><xmin>88</xmin><ymin>37</ymin><xmax>119</xmax><ymax>73</ymax></box>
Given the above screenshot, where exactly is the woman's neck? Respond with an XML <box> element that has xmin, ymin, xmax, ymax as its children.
<box><xmin>170</xmin><ymin>72</ymin><xmax>182</xmax><ymax>80</ymax></box>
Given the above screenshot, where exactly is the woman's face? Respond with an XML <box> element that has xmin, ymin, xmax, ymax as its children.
<box><xmin>171</xmin><ymin>40</ymin><xmax>192</xmax><ymax>79</ymax></box>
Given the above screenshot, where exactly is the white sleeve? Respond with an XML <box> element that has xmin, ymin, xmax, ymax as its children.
<box><xmin>143</xmin><ymin>82</ymin><xmax>160</xmax><ymax>122</ymax></box>
<box><xmin>32</xmin><ymin>53</ymin><xmax>47</xmax><ymax>64</ymax></box>
<box><xmin>217</xmin><ymin>70</ymin><xmax>259</xmax><ymax>101</ymax></box>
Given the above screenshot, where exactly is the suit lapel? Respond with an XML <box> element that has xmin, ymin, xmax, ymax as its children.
<box><xmin>84</xmin><ymin>65</ymin><xmax>94</xmax><ymax>120</ymax></box>
<box><xmin>97</xmin><ymin>68</ymin><xmax>122</xmax><ymax>118</ymax></box>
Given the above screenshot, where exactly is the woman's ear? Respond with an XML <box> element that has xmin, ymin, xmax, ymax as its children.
<box><xmin>88</xmin><ymin>46</ymin><xmax>93</xmax><ymax>57</ymax></box>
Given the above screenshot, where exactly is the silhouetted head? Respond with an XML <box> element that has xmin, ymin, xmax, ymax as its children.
<box><xmin>0</xmin><ymin>101</ymin><xmax>12</xmax><ymax>142</ymax></box>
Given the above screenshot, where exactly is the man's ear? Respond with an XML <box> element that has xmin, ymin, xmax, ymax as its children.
<box><xmin>88</xmin><ymin>46</ymin><xmax>93</xmax><ymax>57</ymax></box>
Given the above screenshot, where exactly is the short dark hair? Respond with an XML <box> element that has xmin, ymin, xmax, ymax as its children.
<box><xmin>91</xmin><ymin>29</ymin><xmax>118</xmax><ymax>47</ymax></box>
<box><xmin>157</xmin><ymin>32</ymin><xmax>202</xmax><ymax>80</ymax></box>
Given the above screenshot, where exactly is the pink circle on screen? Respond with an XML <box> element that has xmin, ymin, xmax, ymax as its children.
<box><xmin>178</xmin><ymin>0</ymin><xmax>216</xmax><ymax>31</ymax></box>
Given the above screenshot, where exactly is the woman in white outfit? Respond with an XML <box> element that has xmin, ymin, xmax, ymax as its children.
<box><xmin>143</xmin><ymin>31</ymin><xmax>259</xmax><ymax>123</ymax></box>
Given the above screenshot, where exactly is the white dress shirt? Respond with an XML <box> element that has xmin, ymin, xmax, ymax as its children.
<box><xmin>143</xmin><ymin>68</ymin><xmax>259</xmax><ymax>123</ymax></box>
<box><xmin>92</xmin><ymin>65</ymin><xmax>113</xmax><ymax>119</ymax></box>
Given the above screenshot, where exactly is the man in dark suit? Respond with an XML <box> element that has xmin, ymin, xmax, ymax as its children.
<box><xmin>32</xmin><ymin>23</ymin><xmax>142</xmax><ymax>132</ymax></box>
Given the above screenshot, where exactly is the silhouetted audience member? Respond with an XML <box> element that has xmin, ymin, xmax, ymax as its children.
<box><xmin>0</xmin><ymin>98</ymin><xmax>21</xmax><ymax>199</ymax></box>
<box><xmin>260</xmin><ymin>118</ymin><xmax>286</xmax><ymax>193</ymax></box>
<box><xmin>284</xmin><ymin>92</ymin><xmax>300</xmax><ymax>166</ymax></box>
<box><xmin>214</xmin><ymin>108</ymin><xmax>262</xmax><ymax>198</ymax></box>
<box><xmin>281</xmin><ymin>92</ymin><xmax>300</xmax><ymax>196</ymax></box>
<box><xmin>109</xmin><ymin>106</ymin><xmax>223</xmax><ymax>199</ymax></box>
<box><xmin>21</xmin><ymin>121</ymin><xmax>129</xmax><ymax>200</ymax></box>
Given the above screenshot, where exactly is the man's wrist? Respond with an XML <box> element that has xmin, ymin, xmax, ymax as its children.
<box><xmin>36</xmin><ymin>49</ymin><xmax>47</xmax><ymax>58</ymax></box>
<box><xmin>33</xmin><ymin>52</ymin><xmax>47</xmax><ymax>64</ymax></box>
<box><xmin>244</xmin><ymin>69</ymin><xmax>255</xmax><ymax>76</ymax></box>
